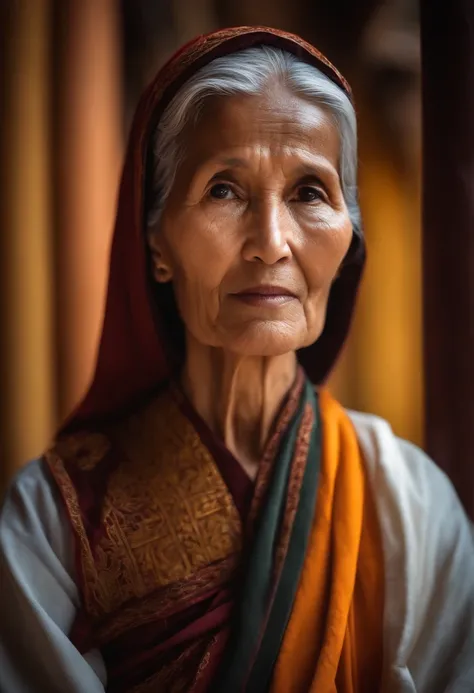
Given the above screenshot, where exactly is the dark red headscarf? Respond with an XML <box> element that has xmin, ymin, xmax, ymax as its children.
<box><xmin>63</xmin><ymin>26</ymin><xmax>365</xmax><ymax>433</ymax></box>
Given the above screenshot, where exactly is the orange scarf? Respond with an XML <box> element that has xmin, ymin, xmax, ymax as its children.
<box><xmin>272</xmin><ymin>390</ymin><xmax>385</xmax><ymax>693</ymax></box>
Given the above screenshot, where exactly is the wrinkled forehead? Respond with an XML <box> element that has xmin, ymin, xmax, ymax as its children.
<box><xmin>174</xmin><ymin>89</ymin><xmax>342</xmax><ymax>183</ymax></box>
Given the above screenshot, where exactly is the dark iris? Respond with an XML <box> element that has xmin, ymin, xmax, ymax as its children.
<box><xmin>298</xmin><ymin>186</ymin><xmax>322</xmax><ymax>202</ymax></box>
<box><xmin>209</xmin><ymin>183</ymin><xmax>231</xmax><ymax>199</ymax></box>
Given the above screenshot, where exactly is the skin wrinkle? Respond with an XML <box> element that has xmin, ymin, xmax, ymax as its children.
<box><xmin>149</xmin><ymin>84</ymin><xmax>352</xmax><ymax>479</ymax></box>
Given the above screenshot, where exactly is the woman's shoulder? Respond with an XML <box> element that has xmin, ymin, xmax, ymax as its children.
<box><xmin>0</xmin><ymin>457</ymin><xmax>73</xmax><ymax>569</ymax></box>
<box><xmin>2</xmin><ymin>457</ymin><xmax>56</xmax><ymax>523</ymax></box>
<box><xmin>346</xmin><ymin>408</ymin><xmax>463</xmax><ymax>516</ymax></box>
<box><xmin>347</xmin><ymin>409</ymin><xmax>474</xmax><ymax>689</ymax></box>
<box><xmin>3</xmin><ymin>455</ymin><xmax>53</xmax><ymax>493</ymax></box>
<box><xmin>346</xmin><ymin>407</ymin><xmax>473</xmax><ymax>596</ymax></box>
<box><xmin>2</xmin><ymin>456</ymin><xmax>59</xmax><ymax>513</ymax></box>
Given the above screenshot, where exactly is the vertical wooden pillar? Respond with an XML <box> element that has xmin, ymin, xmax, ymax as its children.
<box><xmin>54</xmin><ymin>0</ymin><xmax>123</xmax><ymax>422</ymax></box>
<box><xmin>0</xmin><ymin>1</ymin><xmax>55</xmax><ymax>489</ymax></box>
<box><xmin>420</xmin><ymin>0</ymin><xmax>474</xmax><ymax>516</ymax></box>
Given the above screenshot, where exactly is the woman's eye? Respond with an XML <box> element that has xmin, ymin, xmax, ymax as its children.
<box><xmin>209</xmin><ymin>183</ymin><xmax>235</xmax><ymax>200</ymax></box>
<box><xmin>296</xmin><ymin>186</ymin><xmax>325</xmax><ymax>203</ymax></box>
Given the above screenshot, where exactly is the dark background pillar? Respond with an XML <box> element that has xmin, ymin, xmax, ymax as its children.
<box><xmin>420</xmin><ymin>0</ymin><xmax>474</xmax><ymax>517</ymax></box>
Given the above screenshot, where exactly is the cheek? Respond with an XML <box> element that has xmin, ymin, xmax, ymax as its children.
<box><xmin>299</xmin><ymin>216</ymin><xmax>352</xmax><ymax>326</ymax></box>
<box><xmin>162</xmin><ymin>211</ymin><xmax>237</xmax><ymax>330</ymax></box>
<box><xmin>301</xmin><ymin>211</ymin><xmax>352</xmax><ymax>283</ymax></box>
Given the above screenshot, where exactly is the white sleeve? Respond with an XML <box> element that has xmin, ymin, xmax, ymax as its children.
<box><xmin>349</xmin><ymin>410</ymin><xmax>474</xmax><ymax>693</ymax></box>
<box><xmin>395</xmin><ymin>438</ymin><xmax>474</xmax><ymax>693</ymax></box>
<box><xmin>0</xmin><ymin>459</ymin><xmax>107</xmax><ymax>693</ymax></box>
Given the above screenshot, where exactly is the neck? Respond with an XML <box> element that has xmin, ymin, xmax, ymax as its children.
<box><xmin>181</xmin><ymin>335</ymin><xmax>297</xmax><ymax>479</ymax></box>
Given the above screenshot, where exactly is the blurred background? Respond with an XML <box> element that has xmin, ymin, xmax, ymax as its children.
<box><xmin>0</xmin><ymin>0</ymin><xmax>423</xmax><ymax>492</ymax></box>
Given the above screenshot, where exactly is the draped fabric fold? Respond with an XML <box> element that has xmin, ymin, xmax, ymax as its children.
<box><xmin>211</xmin><ymin>375</ymin><xmax>320</xmax><ymax>692</ymax></box>
<box><xmin>272</xmin><ymin>389</ymin><xmax>384</xmax><ymax>693</ymax></box>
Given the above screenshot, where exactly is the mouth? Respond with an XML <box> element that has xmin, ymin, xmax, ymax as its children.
<box><xmin>230</xmin><ymin>285</ymin><xmax>298</xmax><ymax>307</ymax></box>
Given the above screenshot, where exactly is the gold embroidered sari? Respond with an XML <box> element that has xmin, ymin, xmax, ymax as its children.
<box><xmin>47</xmin><ymin>370</ymin><xmax>383</xmax><ymax>692</ymax></box>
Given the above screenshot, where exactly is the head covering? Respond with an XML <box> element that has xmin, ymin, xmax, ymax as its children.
<box><xmin>63</xmin><ymin>26</ymin><xmax>365</xmax><ymax>432</ymax></box>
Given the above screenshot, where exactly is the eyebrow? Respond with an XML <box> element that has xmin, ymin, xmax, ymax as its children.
<box><xmin>205</xmin><ymin>157</ymin><xmax>337</xmax><ymax>180</ymax></box>
<box><xmin>192</xmin><ymin>153</ymin><xmax>340</xmax><ymax>193</ymax></box>
<box><xmin>292</xmin><ymin>161</ymin><xmax>339</xmax><ymax>182</ymax></box>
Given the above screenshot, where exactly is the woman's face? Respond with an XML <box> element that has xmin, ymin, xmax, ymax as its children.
<box><xmin>150</xmin><ymin>84</ymin><xmax>353</xmax><ymax>357</ymax></box>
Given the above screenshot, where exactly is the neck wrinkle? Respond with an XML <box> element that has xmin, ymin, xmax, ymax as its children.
<box><xmin>181</xmin><ymin>334</ymin><xmax>297</xmax><ymax>477</ymax></box>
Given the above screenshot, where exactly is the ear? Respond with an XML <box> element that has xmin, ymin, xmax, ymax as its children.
<box><xmin>148</xmin><ymin>228</ymin><xmax>173</xmax><ymax>283</ymax></box>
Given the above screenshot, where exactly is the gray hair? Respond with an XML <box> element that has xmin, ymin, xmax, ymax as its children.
<box><xmin>147</xmin><ymin>46</ymin><xmax>359</xmax><ymax>230</ymax></box>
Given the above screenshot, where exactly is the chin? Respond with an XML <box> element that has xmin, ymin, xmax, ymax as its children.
<box><xmin>225</xmin><ymin>322</ymin><xmax>304</xmax><ymax>357</ymax></box>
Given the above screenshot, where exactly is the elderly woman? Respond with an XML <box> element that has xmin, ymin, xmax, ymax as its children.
<box><xmin>1</xmin><ymin>26</ymin><xmax>473</xmax><ymax>693</ymax></box>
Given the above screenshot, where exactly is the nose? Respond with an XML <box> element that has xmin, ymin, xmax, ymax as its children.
<box><xmin>241</xmin><ymin>198</ymin><xmax>292</xmax><ymax>265</ymax></box>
